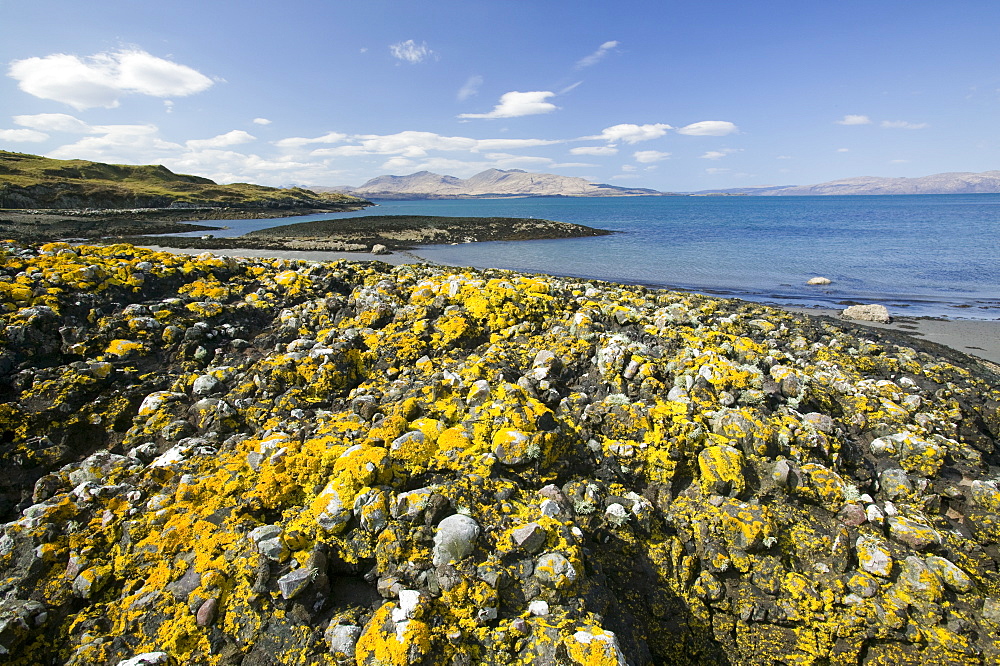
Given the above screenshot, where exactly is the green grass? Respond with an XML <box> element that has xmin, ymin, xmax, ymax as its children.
<box><xmin>0</xmin><ymin>150</ymin><xmax>368</xmax><ymax>209</ymax></box>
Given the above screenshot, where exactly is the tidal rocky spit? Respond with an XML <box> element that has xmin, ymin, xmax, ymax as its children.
<box><xmin>1</xmin><ymin>242</ymin><xmax>999</xmax><ymax>665</ymax></box>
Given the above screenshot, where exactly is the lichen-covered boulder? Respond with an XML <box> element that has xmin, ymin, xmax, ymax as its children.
<box><xmin>0</xmin><ymin>242</ymin><xmax>999</xmax><ymax>666</ymax></box>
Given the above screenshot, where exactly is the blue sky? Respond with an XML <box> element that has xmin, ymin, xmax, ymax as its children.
<box><xmin>2</xmin><ymin>0</ymin><xmax>999</xmax><ymax>191</ymax></box>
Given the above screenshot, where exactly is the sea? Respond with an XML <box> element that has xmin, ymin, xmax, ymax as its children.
<box><xmin>171</xmin><ymin>194</ymin><xmax>1000</xmax><ymax>320</ymax></box>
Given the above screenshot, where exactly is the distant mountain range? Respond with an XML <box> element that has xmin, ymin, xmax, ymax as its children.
<box><xmin>320</xmin><ymin>168</ymin><xmax>1000</xmax><ymax>199</ymax></box>
<box><xmin>318</xmin><ymin>169</ymin><xmax>664</xmax><ymax>199</ymax></box>
<box><xmin>694</xmin><ymin>170</ymin><xmax>1000</xmax><ymax>196</ymax></box>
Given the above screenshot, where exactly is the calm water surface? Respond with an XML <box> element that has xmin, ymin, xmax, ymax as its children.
<box><xmin>175</xmin><ymin>195</ymin><xmax>1000</xmax><ymax>319</ymax></box>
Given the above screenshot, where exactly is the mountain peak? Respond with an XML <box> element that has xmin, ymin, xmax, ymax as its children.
<box><xmin>338</xmin><ymin>168</ymin><xmax>663</xmax><ymax>199</ymax></box>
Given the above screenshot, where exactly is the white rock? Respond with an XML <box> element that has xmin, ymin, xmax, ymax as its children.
<box><xmin>118</xmin><ymin>654</ymin><xmax>169</xmax><ymax>666</ymax></box>
<box><xmin>841</xmin><ymin>304</ymin><xmax>891</xmax><ymax>323</ymax></box>
<box><xmin>528</xmin><ymin>600</ymin><xmax>549</xmax><ymax>616</ymax></box>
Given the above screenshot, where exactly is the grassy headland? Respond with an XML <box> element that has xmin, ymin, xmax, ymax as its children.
<box><xmin>0</xmin><ymin>150</ymin><xmax>369</xmax><ymax>211</ymax></box>
<box><xmin>0</xmin><ymin>150</ymin><xmax>372</xmax><ymax>242</ymax></box>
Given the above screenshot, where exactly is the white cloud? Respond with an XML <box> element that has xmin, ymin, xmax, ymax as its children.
<box><xmin>13</xmin><ymin>112</ymin><xmax>93</xmax><ymax>133</ymax></box>
<box><xmin>458</xmin><ymin>91</ymin><xmax>558</xmax><ymax>119</ymax></box>
<box><xmin>308</xmin><ymin>131</ymin><xmax>562</xmax><ymax>159</ymax></box>
<box><xmin>836</xmin><ymin>148</ymin><xmax>850</xmax><ymax>152</ymax></box>
<box><xmin>835</xmin><ymin>114</ymin><xmax>871</xmax><ymax>125</ymax></box>
<box><xmin>576</xmin><ymin>41</ymin><xmax>619</xmax><ymax>69</ymax></box>
<box><xmin>621</xmin><ymin>165</ymin><xmax>638</xmax><ymax>172</ymax></box>
<box><xmin>558</xmin><ymin>81</ymin><xmax>583</xmax><ymax>95</ymax></box>
<box><xmin>253</xmin><ymin>118</ymin><xmax>272</xmax><ymax>125</ymax></box>
<box><xmin>274</xmin><ymin>132</ymin><xmax>348</xmax><ymax>149</ymax></box>
<box><xmin>457</xmin><ymin>75</ymin><xmax>483</xmax><ymax>101</ymax></box>
<box><xmin>474</xmin><ymin>138</ymin><xmax>562</xmax><ymax>151</ymax></box>
<box><xmin>676</xmin><ymin>121</ymin><xmax>738</xmax><ymax>136</ymax></box>
<box><xmin>389</xmin><ymin>40</ymin><xmax>434</xmax><ymax>64</ymax></box>
<box><xmin>164</xmin><ymin>149</ymin><xmax>345</xmax><ymax>186</ymax></box>
<box><xmin>185</xmin><ymin>130</ymin><xmax>256</xmax><ymax>150</ymax></box>
<box><xmin>701</xmin><ymin>148</ymin><xmax>740</xmax><ymax>160</ymax></box>
<box><xmin>633</xmin><ymin>150</ymin><xmax>670</xmax><ymax>163</ymax></box>
<box><xmin>881</xmin><ymin>120</ymin><xmax>929</xmax><ymax>129</ymax></box>
<box><xmin>705</xmin><ymin>167</ymin><xmax>731</xmax><ymax>175</ymax></box>
<box><xmin>591</xmin><ymin>123</ymin><xmax>671</xmax><ymax>144</ymax></box>
<box><xmin>570</xmin><ymin>146</ymin><xmax>619</xmax><ymax>156</ymax></box>
<box><xmin>776</xmin><ymin>155</ymin><xmax>793</xmax><ymax>160</ymax></box>
<box><xmin>48</xmin><ymin>124</ymin><xmax>183</xmax><ymax>162</ymax></box>
<box><xmin>8</xmin><ymin>49</ymin><xmax>213</xmax><ymax>110</ymax></box>
<box><xmin>0</xmin><ymin>129</ymin><xmax>49</xmax><ymax>142</ymax></box>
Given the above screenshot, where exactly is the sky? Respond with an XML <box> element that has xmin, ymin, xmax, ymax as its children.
<box><xmin>2</xmin><ymin>0</ymin><xmax>1000</xmax><ymax>192</ymax></box>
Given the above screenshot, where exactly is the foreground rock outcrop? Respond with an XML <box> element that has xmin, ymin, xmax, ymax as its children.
<box><xmin>1</xmin><ymin>242</ymin><xmax>999</xmax><ymax>665</ymax></box>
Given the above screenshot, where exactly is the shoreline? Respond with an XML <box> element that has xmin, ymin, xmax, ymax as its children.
<box><xmin>139</xmin><ymin>244</ymin><xmax>1000</xmax><ymax>367</ymax></box>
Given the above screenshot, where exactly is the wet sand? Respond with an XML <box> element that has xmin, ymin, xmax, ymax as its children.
<box><xmin>788</xmin><ymin>307</ymin><xmax>1000</xmax><ymax>367</ymax></box>
<box><xmin>141</xmin><ymin>244</ymin><xmax>1000</xmax><ymax>369</ymax></box>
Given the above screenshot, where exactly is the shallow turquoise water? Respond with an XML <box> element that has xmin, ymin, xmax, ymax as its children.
<box><xmin>175</xmin><ymin>195</ymin><xmax>1000</xmax><ymax>319</ymax></box>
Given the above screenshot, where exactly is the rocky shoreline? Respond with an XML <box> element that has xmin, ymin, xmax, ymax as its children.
<box><xmin>0</xmin><ymin>207</ymin><xmax>373</xmax><ymax>245</ymax></box>
<box><xmin>1</xmin><ymin>242</ymin><xmax>999</xmax><ymax>665</ymax></box>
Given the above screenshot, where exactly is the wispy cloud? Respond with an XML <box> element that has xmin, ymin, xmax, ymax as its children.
<box><xmin>458</xmin><ymin>91</ymin><xmax>557</xmax><ymax>119</ymax></box>
<box><xmin>836</xmin><ymin>148</ymin><xmax>850</xmax><ymax>152</ymax></box>
<box><xmin>457</xmin><ymin>75</ymin><xmax>483</xmax><ymax>101</ymax></box>
<box><xmin>186</xmin><ymin>130</ymin><xmax>256</xmax><ymax>150</ymax></box>
<box><xmin>633</xmin><ymin>150</ymin><xmax>670</xmax><ymax>163</ymax></box>
<box><xmin>274</xmin><ymin>132</ymin><xmax>348</xmax><ymax>149</ymax></box>
<box><xmin>0</xmin><ymin>128</ymin><xmax>49</xmax><ymax>142</ymax></box>
<box><xmin>589</xmin><ymin>123</ymin><xmax>672</xmax><ymax>144</ymax></box>
<box><xmin>252</xmin><ymin>118</ymin><xmax>272</xmax><ymax>126</ymax></box>
<box><xmin>559</xmin><ymin>81</ymin><xmax>584</xmax><ymax>95</ymax></box>
<box><xmin>881</xmin><ymin>120</ymin><xmax>928</xmax><ymax>129</ymax></box>
<box><xmin>570</xmin><ymin>146</ymin><xmax>618</xmax><ymax>156</ymax></box>
<box><xmin>835</xmin><ymin>114</ymin><xmax>871</xmax><ymax>125</ymax></box>
<box><xmin>8</xmin><ymin>49</ymin><xmax>214</xmax><ymax>110</ymax></box>
<box><xmin>576</xmin><ymin>41</ymin><xmax>619</xmax><ymax>69</ymax></box>
<box><xmin>701</xmin><ymin>148</ymin><xmax>741</xmax><ymax>160</ymax></box>
<box><xmin>389</xmin><ymin>40</ymin><xmax>435</xmax><ymax>64</ymax></box>
<box><xmin>676</xmin><ymin>121</ymin><xmax>738</xmax><ymax>136</ymax></box>
<box><xmin>14</xmin><ymin>112</ymin><xmax>94</xmax><ymax>133</ymax></box>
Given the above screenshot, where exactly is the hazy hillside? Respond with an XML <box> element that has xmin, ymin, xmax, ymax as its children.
<box><xmin>694</xmin><ymin>170</ymin><xmax>1000</xmax><ymax>196</ymax></box>
<box><xmin>758</xmin><ymin>170</ymin><xmax>1000</xmax><ymax>195</ymax></box>
<box><xmin>324</xmin><ymin>168</ymin><xmax>664</xmax><ymax>198</ymax></box>
<box><xmin>0</xmin><ymin>150</ymin><xmax>368</xmax><ymax>210</ymax></box>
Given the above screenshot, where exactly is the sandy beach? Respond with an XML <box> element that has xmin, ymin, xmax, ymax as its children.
<box><xmin>787</xmin><ymin>307</ymin><xmax>1000</xmax><ymax>367</ymax></box>
<box><xmin>141</xmin><ymin>244</ymin><xmax>1000</xmax><ymax>369</ymax></box>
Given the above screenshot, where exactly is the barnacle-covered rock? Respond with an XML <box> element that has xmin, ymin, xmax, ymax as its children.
<box><xmin>0</xmin><ymin>241</ymin><xmax>998</xmax><ymax>665</ymax></box>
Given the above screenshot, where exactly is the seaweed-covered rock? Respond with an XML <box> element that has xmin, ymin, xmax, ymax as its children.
<box><xmin>0</xmin><ymin>241</ymin><xmax>999</xmax><ymax>665</ymax></box>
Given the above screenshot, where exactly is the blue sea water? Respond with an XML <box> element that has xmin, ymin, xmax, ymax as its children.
<box><xmin>175</xmin><ymin>195</ymin><xmax>1000</xmax><ymax>319</ymax></box>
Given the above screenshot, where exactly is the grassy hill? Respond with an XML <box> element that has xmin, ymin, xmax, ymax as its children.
<box><xmin>0</xmin><ymin>150</ymin><xmax>368</xmax><ymax>210</ymax></box>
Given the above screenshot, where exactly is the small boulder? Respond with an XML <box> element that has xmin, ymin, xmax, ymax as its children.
<box><xmin>511</xmin><ymin>523</ymin><xmax>547</xmax><ymax>553</ymax></box>
<box><xmin>856</xmin><ymin>535</ymin><xmax>893</xmax><ymax>578</ymax></box>
<box><xmin>325</xmin><ymin>624</ymin><xmax>363</xmax><ymax>658</ymax></box>
<box><xmin>841</xmin><ymin>304</ymin><xmax>891</xmax><ymax>323</ymax></box>
<box><xmin>534</xmin><ymin>552</ymin><xmax>577</xmax><ymax>589</ymax></box>
<box><xmin>807</xmin><ymin>276</ymin><xmax>832</xmax><ymax>285</ymax></box>
<box><xmin>433</xmin><ymin>514</ymin><xmax>480</xmax><ymax>566</ymax></box>
<box><xmin>277</xmin><ymin>567</ymin><xmax>316</xmax><ymax>600</ymax></box>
